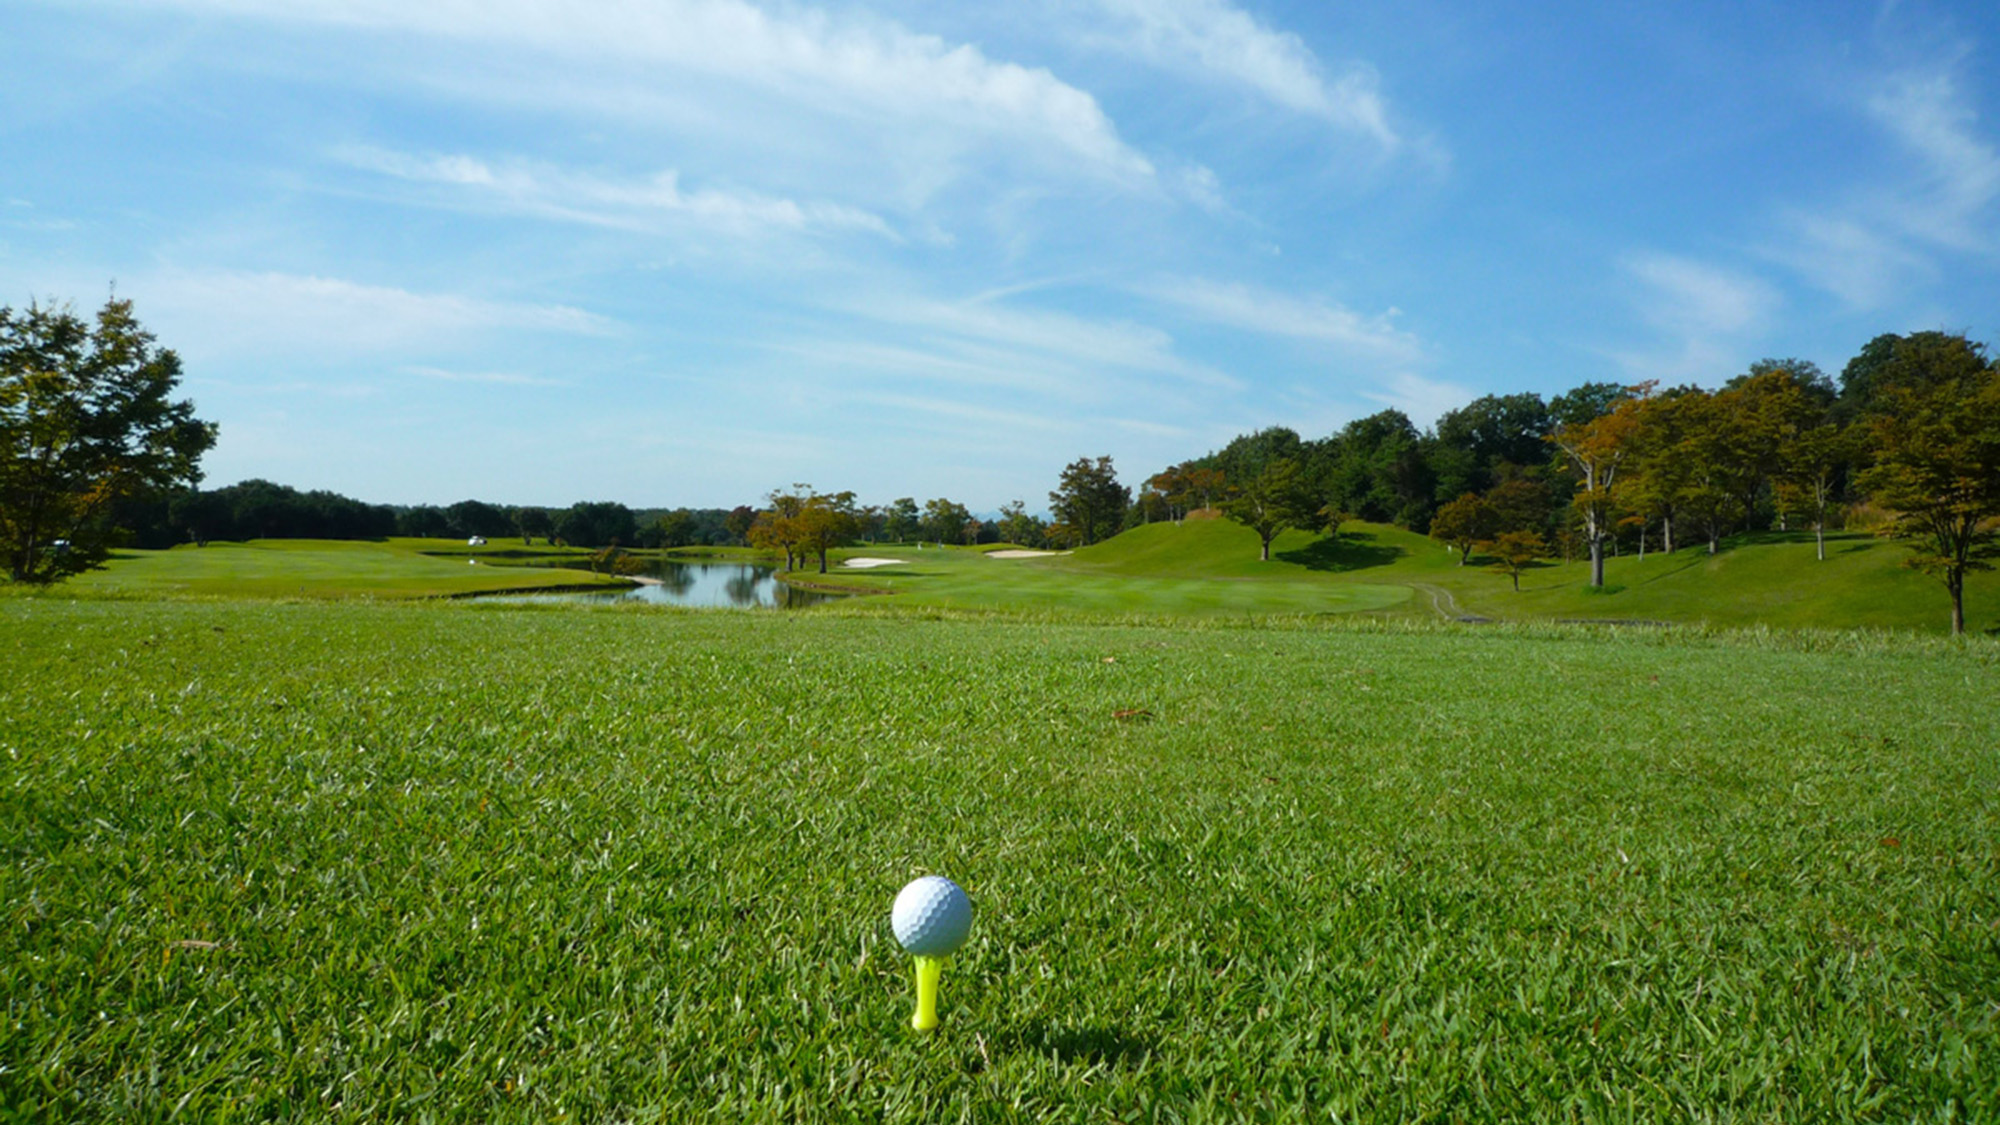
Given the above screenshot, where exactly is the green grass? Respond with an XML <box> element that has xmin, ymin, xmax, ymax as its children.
<box><xmin>3</xmin><ymin>598</ymin><xmax>1996</xmax><ymax>1121</ymax></box>
<box><xmin>41</xmin><ymin>538</ymin><xmax>633</xmax><ymax>600</ymax></box>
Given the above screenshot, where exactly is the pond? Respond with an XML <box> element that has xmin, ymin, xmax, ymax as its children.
<box><xmin>499</xmin><ymin>560</ymin><xmax>839</xmax><ymax>609</ymax></box>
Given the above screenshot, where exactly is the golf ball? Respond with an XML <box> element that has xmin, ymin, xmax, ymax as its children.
<box><xmin>891</xmin><ymin>875</ymin><xmax>973</xmax><ymax>957</ymax></box>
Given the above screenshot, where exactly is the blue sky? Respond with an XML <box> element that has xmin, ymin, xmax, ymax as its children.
<box><xmin>4</xmin><ymin>0</ymin><xmax>1998</xmax><ymax>510</ymax></box>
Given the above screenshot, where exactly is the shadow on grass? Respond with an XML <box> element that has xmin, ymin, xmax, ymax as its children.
<box><xmin>1275</xmin><ymin>532</ymin><xmax>1402</xmax><ymax>573</ymax></box>
<box><xmin>996</xmin><ymin>1021</ymin><xmax>1155</xmax><ymax>1068</ymax></box>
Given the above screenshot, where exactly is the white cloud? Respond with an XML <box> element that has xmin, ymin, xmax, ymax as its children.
<box><xmin>1775</xmin><ymin>59</ymin><xmax>1999</xmax><ymax>309</ymax></box>
<box><xmin>342</xmin><ymin>148</ymin><xmax>898</xmax><ymax>239</ymax></box>
<box><xmin>841</xmin><ymin>291</ymin><xmax>1239</xmax><ymax>388</ymax></box>
<box><xmin>1137</xmin><ymin>276</ymin><xmax>1423</xmax><ymax>363</ymax></box>
<box><xmin>126</xmin><ymin>0</ymin><xmax>1154</xmax><ymax>182</ymax></box>
<box><xmin>1613</xmin><ymin>253</ymin><xmax>1780</xmax><ymax>383</ymax></box>
<box><xmin>1091</xmin><ymin>0</ymin><xmax>1399</xmax><ymax>148</ymax></box>
<box><xmin>1625</xmin><ymin>253</ymin><xmax>1779</xmax><ymax>339</ymax></box>
<box><xmin>135</xmin><ymin>270</ymin><xmax>611</xmax><ymax>361</ymax></box>
<box><xmin>407</xmin><ymin>365</ymin><xmax>568</xmax><ymax>388</ymax></box>
<box><xmin>1866</xmin><ymin>68</ymin><xmax>2000</xmax><ymax>252</ymax></box>
<box><xmin>1776</xmin><ymin>211</ymin><xmax>1931</xmax><ymax>309</ymax></box>
<box><xmin>1357</xmin><ymin>371</ymin><xmax>1476</xmax><ymax>429</ymax></box>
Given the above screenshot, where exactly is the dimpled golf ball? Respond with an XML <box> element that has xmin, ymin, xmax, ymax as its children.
<box><xmin>891</xmin><ymin>875</ymin><xmax>973</xmax><ymax>957</ymax></box>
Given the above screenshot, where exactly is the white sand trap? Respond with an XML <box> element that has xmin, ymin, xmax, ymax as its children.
<box><xmin>987</xmin><ymin>549</ymin><xmax>1071</xmax><ymax>558</ymax></box>
<box><xmin>840</xmin><ymin>557</ymin><xmax>905</xmax><ymax>569</ymax></box>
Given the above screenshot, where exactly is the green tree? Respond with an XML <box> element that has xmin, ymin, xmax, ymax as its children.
<box><xmin>724</xmin><ymin>504</ymin><xmax>757</xmax><ymax>546</ymax></box>
<box><xmin>1482</xmin><ymin>529</ymin><xmax>1547</xmax><ymax>592</ymax></box>
<box><xmin>1220</xmin><ymin>457</ymin><xmax>1319</xmax><ymax>561</ymax></box>
<box><xmin>1326</xmin><ymin>410</ymin><xmax>1433</xmax><ymax>527</ymax></box>
<box><xmin>1048</xmin><ymin>456</ymin><xmax>1130</xmax><ymax>546</ymax></box>
<box><xmin>1855</xmin><ymin>334</ymin><xmax>2000</xmax><ymax>635</ymax></box>
<box><xmin>2</xmin><ymin>296</ymin><xmax>217</xmax><ymax>583</ymax></box>
<box><xmin>1428</xmin><ymin>492</ymin><xmax>1496</xmax><ymax>565</ymax></box>
<box><xmin>1431</xmin><ymin>392</ymin><xmax>1551</xmax><ymax>499</ymax></box>
<box><xmin>513</xmin><ymin>505</ymin><xmax>553</xmax><ymax>545</ymax></box>
<box><xmin>446</xmin><ymin>499</ymin><xmax>513</xmax><ymax>539</ymax></box>
<box><xmin>919</xmin><ymin>497</ymin><xmax>971</xmax><ymax>546</ymax></box>
<box><xmin>644</xmin><ymin>508</ymin><xmax>697</xmax><ymax>549</ymax></box>
<box><xmin>555</xmin><ymin>501</ymin><xmax>637</xmax><ymax>548</ymax></box>
<box><xmin>883</xmin><ymin>497</ymin><xmax>920</xmax><ymax>542</ymax></box>
<box><xmin>997</xmin><ymin>500</ymin><xmax>1043</xmax><ymax>547</ymax></box>
<box><xmin>1775</xmin><ymin>424</ymin><xmax>1853</xmax><ymax>561</ymax></box>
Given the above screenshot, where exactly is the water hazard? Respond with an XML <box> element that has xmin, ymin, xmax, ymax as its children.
<box><xmin>501</xmin><ymin>560</ymin><xmax>838</xmax><ymax>609</ymax></box>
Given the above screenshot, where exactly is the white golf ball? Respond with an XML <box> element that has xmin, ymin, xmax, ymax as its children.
<box><xmin>891</xmin><ymin>875</ymin><xmax>973</xmax><ymax>957</ymax></box>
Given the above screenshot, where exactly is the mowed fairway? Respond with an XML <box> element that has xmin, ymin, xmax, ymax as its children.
<box><xmin>3</xmin><ymin>599</ymin><xmax>1997</xmax><ymax>1121</ymax></box>
<box><xmin>58</xmin><ymin>539</ymin><xmax>632</xmax><ymax>600</ymax></box>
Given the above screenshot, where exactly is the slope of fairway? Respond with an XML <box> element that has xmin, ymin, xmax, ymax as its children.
<box><xmin>814</xmin><ymin>539</ymin><xmax>1412</xmax><ymax>616</ymax></box>
<box><xmin>49</xmin><ymin>538</ymin><xmax>633</xmax><ymax>600</ymax></box>
<box><xmin>1003</xmin><ymin>518</ymin><xmax>1998</xmax><ymax>634</ymax></box>
<box><xmin>3</xmin><ymin>599</ymin><xmax>1994</xmax><ymax>1121</ymax></box>
<box><xmin>1409</xmin><ymin>529</ymin><xmax>2000</xmax><ymax>633</ymax></box>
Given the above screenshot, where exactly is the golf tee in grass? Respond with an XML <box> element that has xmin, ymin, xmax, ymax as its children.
<box><xmin>889</xmin><ymin>875</ymin><xmax>973</xmax><ymax>1031</ymax></box>
<box><xmin>911</xmin><ymin>956</ymin><xmax>945</xmax><ymax>1031</ymax></box>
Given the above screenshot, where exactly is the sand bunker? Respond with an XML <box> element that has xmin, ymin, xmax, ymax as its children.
<box><xmin>840</xmin><ymin>557</ymin><xmax>905</xmax><ymax>569</ymax></box>
<box><xmin>987</xmin><ymin>549</ymin><xmax>1070</xmax><ymax>559</ymax></box>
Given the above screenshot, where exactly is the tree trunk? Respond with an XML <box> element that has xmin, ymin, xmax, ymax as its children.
<box><xmin>1589</xmin><ymin>535</ymin><xmax>1605</xmax><ymax>588</ymax></box>
<box><xmin>1663</xmin><ymin>516</ymin><xmax>1674</xmax><ymax>554</ymax></box>
<box><xmin>1637</xmin><ymin>524</ymin><xmax>1646</xmax><ymax>562</ymax></box>
<box><xmin>1815</xmin><ymin>522</ymin><xmax>1824</xmax><ymax>562</ymax></box>
<box><xmin>1511</xmin><ymin>570</ymin><xmax>1520</xmax><ymax>591</ymax></box>
<box><xmin>1951</xmin><ymin>570</ymin><xmax>1965</xmax><ymax>635</ymax></box>
<box><xmin>818</xmin><ymin>548</ymin><xmax>828</xmax><ymax>574</ymax></box>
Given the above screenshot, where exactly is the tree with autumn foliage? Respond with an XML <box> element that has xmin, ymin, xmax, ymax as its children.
<box><xmin>748</xmin><ymin>485</ymin><xmax>811</xmax><ymax>570</ymax></box>
<box><xmin>1549</xmin><ymin>388</ymin><xmax>1644</xmax><ymax>587</ymax></box>
<box><xmin>1855</xmin><ymin>333</ymin><xmax>2000</xmax><ymax>635</ymax></box>
<box><xmin>794</xmin><ymin>489</ymin><xmax>863</xmax><ymax>573</ymax></box>
<box><xmin>1428</xmin><ymin>492</ymin><xmax>1495</xmax><ymax>564</ymax></box>
<box><xmin>1482</xmin><ymin>529</ymin><xmax>1547</xmax><ymax>591</ymax></box>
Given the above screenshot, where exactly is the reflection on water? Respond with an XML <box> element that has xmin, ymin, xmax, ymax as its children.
<box><xmin>502</xmin><ymin>560</ymin><xmax>837</xmax><ymax>609</ymax></box>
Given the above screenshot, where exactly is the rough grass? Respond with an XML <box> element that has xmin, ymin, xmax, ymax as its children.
<box><xmin>3</xmin><ymin>598</ymin><xmax>1995</xmax><ymax>1121</ymax></box>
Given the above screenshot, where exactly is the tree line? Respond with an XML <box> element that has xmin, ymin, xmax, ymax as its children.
<box><xmin>106</xmin><ymin>482</ymin><xmax>766</xmax><ymax>553</ymax></box>
<box><xmin>1138</xmin><ymin>332</ymin><xmax>2000</xmax><ymax>633</ymax></box>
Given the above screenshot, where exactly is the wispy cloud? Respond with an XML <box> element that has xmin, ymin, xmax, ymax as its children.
<box><xmin>137</xmin><ymin>270</ymin><xmax>611</xmax><ymax>361</ymax></box>
<box><xmin>1357</xmin><ymin>371</ymin><xmax>1476</xmax><ymax>429</ymax></box>
<box><xmin>840</xmin><ymin>291</ymin><xmax>1239</xmax><ymax>388</ymax></box>
<box><xmin>341</xmin><ymin>147</ymin><xmax>897</xmax><ymax>239</ymax></box>
<box><xmin>1090</xmin><ymin>0</ymin><xmax>1399</xmax><ymax>149</ymax></box>
<box><xmin>1137</xmin><ymin>276</ymin><xmax>1424</xmax><ymax>363</ymax></box>
<box><xmin>1774</xmin><ymin>56</ymin><xmax>1999</xmax><ymax>309</ymax></box>
<box><xmin>1866</xmin><ymin>66</ymin><xmax>2000</xmax><ymax>252</ymax></box>
<box><xmin>406</xmin><ymin>365</ymin><xmax>567</xmax><ymax>388</ymax></box>
<box><xmin>1612</xmin><ymin>253</ymin><xmax>1780</xmax><ymax>382</ymax></box>
<box><xmin>129</xmin><ymin>0</ymin><xmax>1155</xmax><ymax>183</ymax></box>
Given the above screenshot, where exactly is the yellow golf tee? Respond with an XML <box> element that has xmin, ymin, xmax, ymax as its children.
<box><xmin>911</xmin><ymin>955</ymin><xmax>943</xmax><ymax>1031</ymax></box>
